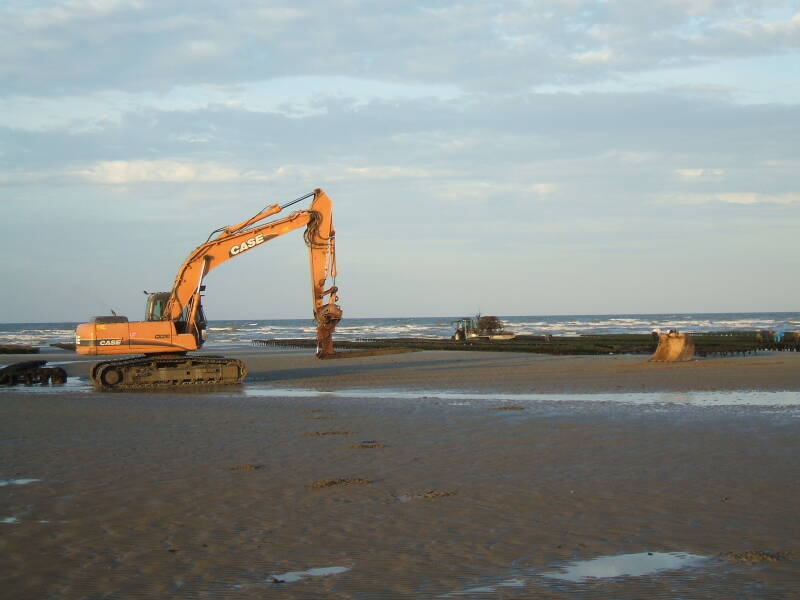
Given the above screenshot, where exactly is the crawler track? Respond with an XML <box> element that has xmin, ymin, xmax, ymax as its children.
<box><xmin>90</xmin><ymin>355</ymin><xmax>247</xmax><ymax>390</ymax></box>
<box><xmin>0</xmin><ymin>360</ymin><xmax>68</xmax><ymax>386</ymax></box>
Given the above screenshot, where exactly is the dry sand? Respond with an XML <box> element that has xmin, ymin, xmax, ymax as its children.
<box><xmin>1</xmin><ymin>349</ymin><xmax>799</xmax><ymax>598</ymax></box>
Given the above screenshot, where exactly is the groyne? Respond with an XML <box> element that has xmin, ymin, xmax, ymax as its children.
<box><xmin>252</xmin><ymin>331</ymin><xmax>800</xmax><ymax>357</ymax></box>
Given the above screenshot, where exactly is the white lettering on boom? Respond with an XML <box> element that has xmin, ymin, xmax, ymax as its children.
<box><xmin>229</xmin><ymin>234</ymin><xmax>265</xmax><ymax>256</ymax></box>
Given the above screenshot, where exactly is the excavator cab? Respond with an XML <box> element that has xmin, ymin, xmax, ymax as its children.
<box><xmin>145</xmin><ymin>292</ymin><xmax>171</xmax><ymax>321</ymax></box>
<box><xmin>145</xmin><ymin>291</ymin><xmax>207</xmax><ymax>343</ymax></box>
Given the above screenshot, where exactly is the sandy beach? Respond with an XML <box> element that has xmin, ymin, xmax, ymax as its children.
<box><xmin>2</xmin><ymin>349</ymin><xmax>799</xmax><ymax>598</ymax></box>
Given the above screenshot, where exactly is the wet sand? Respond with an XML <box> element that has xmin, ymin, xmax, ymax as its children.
<box><xmin>29</xmin><ymin>347</ymin><xmax>800</xmax><ymax>394</ymax></box>
<box><xmin>240</xmin><ymin>349</ymin><xmax>800</xmax><ymax>394</ymax></box>
<box><xmin>1</xmin><ymin>350</ymin><xmax>799</xmax><ymax>598</ymax></box>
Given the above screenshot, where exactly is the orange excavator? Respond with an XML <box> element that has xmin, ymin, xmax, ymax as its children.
<box><xmin>75</xmin><ymin>189</ymin><xmax>342</xmax><ymax>390</ymax></box>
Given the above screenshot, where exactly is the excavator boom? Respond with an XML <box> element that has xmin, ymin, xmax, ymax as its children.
<box><xmin>75</xmin><ymin>189</ymin><xmax>342</xmax><ymax>389</ymax></box>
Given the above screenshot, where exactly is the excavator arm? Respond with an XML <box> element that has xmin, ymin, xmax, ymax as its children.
<box><xmin>163</xmin><ymin>188</ymin><xmax>342</xmax><ymax>357</ymax></box>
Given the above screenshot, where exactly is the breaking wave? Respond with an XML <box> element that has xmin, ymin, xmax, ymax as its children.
<box><xmin>1</xmin><ymin>312</ymin><xmax>798</xmax><ymax>350</ymax></box>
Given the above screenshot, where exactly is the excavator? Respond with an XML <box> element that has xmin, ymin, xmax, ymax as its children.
<box><xmin>74</xmin><ymin>188</ymin><xmax>342</xmax><ymax>390</ymax></box>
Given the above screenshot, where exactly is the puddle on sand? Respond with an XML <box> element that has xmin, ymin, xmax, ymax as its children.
<box><xmin>232</xmin><ymin>566</ymin><xmax>349</xmax><ymax>591</ymax></box>
<box><xmin>0</xmin><ymin>478</ymin><xmax>42</xmax><ymax>486</ymax></box>
<box><xmin>2</xmin><ymin>516</ymin><xmax>19</xmax><ymax>524</ymax></box>
<box><xmin>6</xmin><ymin>377</ymin><xmax>800</xmax><ymax>407</ymax></box>
<box><xmin>244</xmin><ymin>386</ymin><xmax>800</xmax><ymax>407</ymax></box>
<box><xmin>9</xmin><ymin>377</ymin><xmax>799</xmax><ymax>408</ymax></box>
<box><xmin>443</xmin><ymin>552</ymin><xmax>707</xmax><ymax>596</ymax></box>
<box><xmin>268</xmin><ymin>566</ymin><xmax>350</xmax><ymax>583</ymax></box>
<box><xmin>541</xmin><ymin>552</ymin><xmax>707</xmax><ymax>582</ymax></box>
<box><xmin>2</xmin><ymin>377</ymin><xmax>90</xmax><ymax>394</ymax></box>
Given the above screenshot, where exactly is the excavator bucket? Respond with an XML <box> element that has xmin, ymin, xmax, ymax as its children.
<box><xmin>315</xmin><ymin>302</ymin><xmax>343</xmax><ymax>358</ymax></box>
<box><xmin>650</xmin><ymin>332</ymin><xmax>695</xmax><ymax>362</ymax></box>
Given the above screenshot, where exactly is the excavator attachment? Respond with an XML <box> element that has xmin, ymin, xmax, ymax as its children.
<box><xmin>650</xmin><ymin>332</ymin><xmax>695</xmax><ymax>362</ymax></box>
<box><xmin>315</xmin><ymin>302</ymin><xmax>343</xmax><ymax>358</ymax></box>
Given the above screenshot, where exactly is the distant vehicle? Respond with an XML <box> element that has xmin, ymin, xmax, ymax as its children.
<box><xmin>451</xmin><ymin>314</ymin><xmax>515</xmax><ymax>342</ymax></box>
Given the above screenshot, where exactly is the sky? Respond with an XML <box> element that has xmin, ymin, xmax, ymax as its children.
<box><xmin>1</xmin><ymin>0</ymin><xmax>799</xmax><ymax>322</ymax></box>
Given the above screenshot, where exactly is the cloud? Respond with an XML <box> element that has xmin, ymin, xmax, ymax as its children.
<box><xmin>0</xmin><ymin>159</ymin><xmax>455</xmax><ymax>185</ymax></box>
<box><xmin>716</xmin><ymin>192</ymin><xmax>800</xmax><ymax>205</ymax></box>
<box><xmin>1</xmin><ymin>2</ymin><xmax>799</xmax><ymax>321</ymax></box>
<box><xmin>572</xmin><ymin>48</ymin><xmax>615</xmax><ymax>65</ymax></box>
<box><xmin>658</xmin><ymin>192</ymin><xmax>800</xmax><ymax>205</ymax></box>
<box><xmin>429</xmin><ymin>180</ymin><xmax>559</xmax><ymax>202</ymax></box>
<box><xmin>2</xmin><ymin>1</ymin><xmax>799</xmax><ymax>96</ymax></box>
<box><xmin>675</xmin><ymin>168</ymin><xmax>725</xmax><ymax>181</ymax></box>
<box><xmin>2</xmin><ymin>90</ymin><xmax>797</xmax><ymax>210</ymax></box>
<box><xmin>75</xmin><ymin>160</ymin><xmax>245</xmax><ymax>183</ymax></box>
<box><xmin>531</xmin><ymin>183</ymin><xmax>558</xmax><ymax>196</ymax></box>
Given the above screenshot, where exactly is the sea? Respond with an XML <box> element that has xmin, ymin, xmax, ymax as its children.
<box><xmin>1</xmin><ymin>312</ymin><xmax>799</xmax><ymax>351</ymax></box>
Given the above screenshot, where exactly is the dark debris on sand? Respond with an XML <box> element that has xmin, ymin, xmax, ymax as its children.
<box><xmin>312</xmin><ymin>477</ymin><xmax>372</xmax><ymax>488</ymax></box>
<box><xmin>349</xmin><ymin>440</ymin><xmax>386</xmax><ymax>449</ymax></box>
<box><xmin>228</xmin><ymin>463</ymin><xmax>263</xmax><ymax>471</ymax></box>
<box><xmin>722</xmin><ymin>550</ymin><xmax>795</xmax><ymax>563</ymax></box>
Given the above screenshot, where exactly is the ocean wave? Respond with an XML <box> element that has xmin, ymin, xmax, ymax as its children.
<box><xmin>2</xmin><ymin>313</ymin><xmax>799</xmax><ymax>349</ymax></box>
